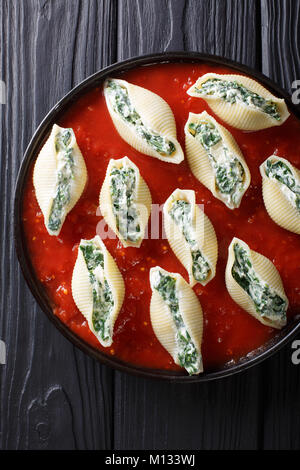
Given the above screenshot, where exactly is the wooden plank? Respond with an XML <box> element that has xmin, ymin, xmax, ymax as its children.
<box><xmin>259</xmin><ymin>346</ymin><xmax>300</xmax><ymax>450</ymax></box>
<box><xmin>117</xmin><ymin>0</ymin><xmax>258</xmax><ymax>68</ymax></box>
<box><xmin>261</xmin><ymin>0</ymin><xmax>300</xmax><ymax>92</ymax></box>
<box><xmin>117</xmin><ymin>0</ymin><xmax>183</xmax><ymax>60</ymax></box>
<box><xmin>1</xmin><ymin>0</ymin><xmax>298</xmax><ymax>451</ymax></box>
<box><xmin>0</xmin><ymin>0</ymin><xmax>117</xmax><ymax>450</ymax></box>
<box><xmin>114</xmin><ymin>0</ymin><xmax>263</xmax><ymax>450</ymax></box>
<box><xmin>183</xmin><ymin>0</ymin><xmax>259</xmax><ymax>68</ymax></box>
<box><xmin>260</xmin><ymin>0</ymin><xmax>300</xmax><ymax>450</ymax></box>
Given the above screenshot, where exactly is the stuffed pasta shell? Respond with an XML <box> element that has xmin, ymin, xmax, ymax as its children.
<box><xmin>150</xmin><ymin>266</ymin><xmax>203</xmax><ymax>375</ymax></box>
<box><xmin>185</xmin><ymin>111</ymin><xmax>251</xmax><ymax>209</ymax></box>
<box><xmin>163</xmin><ymin>189</ymin><xmax>218</xmax><ymax>286</ymax></box>
<box><xmin>225</xmin><ymin>238</ymin><xmax>288</xmax><ymax>329</ymax></box>
<box><xmin>187</xmin><ymin>73</ymin><xmax>289</xmax><ymax>131</ymax></box>
<box><xmin>104</xmin><ymin>78</ymin><xmax>184</xmax><ymax>163</ymax></box>
<box><xmin>72</xmin><ymin>235</ymin><xmax>125</xmax><ymax>347</ymax></box>
<box><xmin>260</xmin><ymin>155</ymin><xmax>300</xmax><ymax>234</ymax></box>
<box><xmin>33</xmin><ymin>124</ymin><xmax>87</xmax><ymax>236</ymax></box>
<box><xmin>99</xmin><ymin>157</ymin><xmax>152</xmax><ymax>247</ymax></box>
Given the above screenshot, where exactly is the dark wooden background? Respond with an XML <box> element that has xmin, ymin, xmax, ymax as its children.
<box><xmin>1</xmin><ymin>0</ymin><xmax>300</xmax><ymax>450</ymax></box>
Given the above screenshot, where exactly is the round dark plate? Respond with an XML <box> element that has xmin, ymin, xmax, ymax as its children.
<box><xmin>14</xmin><ymin>52</ymin><xmax>300</xmax><ymax>382</ymax></box>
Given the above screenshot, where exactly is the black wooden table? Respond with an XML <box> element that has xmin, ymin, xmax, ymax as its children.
<box><xmin>1</xmin><ymin>0</ymin><xmax>300</xmax><ymax>450</ymax></box>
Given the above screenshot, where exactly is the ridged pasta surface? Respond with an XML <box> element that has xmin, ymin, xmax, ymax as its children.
<box><xmin>33</xmin><ymin>124</ymin><xmax>87</xmax><ymax>236</ymax></box>
<box><xmin>104</xmin><ymin>79</ymin><xmax>184</xmax><ymax>163</ymax></box>
<box><xmin>163</xmin><ymin>188</ymin><xmax>218</xmax><ymax>286</ymax></box>
<box><xmin>260</xmin><ymin>155</ymin><xmax>300</xmax><ymax>235</ymax></box>
<box><xmin>99</xmin><ymin>156</ymin><xmax>152</xmax><ymax>247</ymax></box>
<box><xmin>185</xmin><ymin>111</ymin><xmax>251</xmax><ymax>209</ymax></box>
<box><xmin>187</xmin><ymin>73</ymin><xmax>290</xmax><ymax>131</ymax></box>
<box><xmin>150</xmin><ymin>266</ymin><xmax>203</xmax><ymax>374</ymax></box>
<box><xmin>225</xmin><ymin>237</ymin><xmax>288</xmax><ymax>329</ymax></box>
<box><xmin>72</xmin><ymin>235</ymin><xmax>125</xmax><ymax>347</ymax></box>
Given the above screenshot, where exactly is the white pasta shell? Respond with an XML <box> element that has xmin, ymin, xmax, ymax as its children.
<box><xmin>99</xmin><ymin>156</ymin><xmax>152</xmax><ymax>247</ymax></box>
<box><xmin>225</xmin><ymin>237</ymin><xmax>288</xmax><ymax>329</ymax></box>
<box><xmin>71</xmin><ymin>235</ymin><xmax>125</xmax><ymax>347</ymax></box>
<box><xmin>104</xmin><ymin>79</ymin><xmax>184</xmax><ymax>163</ymax></box>
<box><xmin>187</xmin><ymin>73</ymin><xmax>290</xmax><ymax>131</ymax></box>
<box><xmin>163</xmin><ymin>188</ymin><xmax>218</xmax><ymax>286</ymax></box>
<box><xmin>33</xmin><ymin>124</ymin><xmax>87</xmax><ymax>236</ymax></box>
<box><xmin>149</xmin><ymin>266</ymin><xmax>203</xmax><ymax>374</ymax></box>
<box><xmin>184</xmin><ymin>111</ymin><xmax>251</xmax><ymax>209</ymax></box>
<box><xmin>260</xmin><ymin>156</ymin><xmax>300</xmax><ymax>235</ymax></box>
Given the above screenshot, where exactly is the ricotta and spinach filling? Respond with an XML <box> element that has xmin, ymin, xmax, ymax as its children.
<box><xmin>232</xmin><ymin>242</ymin><xmax>287</xmax><ymax>321</ymax></box>
<box><xmin>195</xmin><ymin>78</ymin><xmax>281</xmax><ymax>121</ymax></box>
<box><xmin>109</xmin><ymin>165</ymin><xmax>141</xmax><ymax>243</ymax></box>
<box><xmin>189</xmin><ymin>120</ymin><xmax>246</xmax><ymax>207</ymax></box>
<box><xmin>48</xmin><ymin>128</ymin><xmax>75</xmax><ymax>232</ymax></box>
<box><xmin>106</xmin><ymin>80</ymin><xmax>176</xmax><ymax>156</ymax></box>
<box><xmin>80</xmin><ymin>240</ymin><xmax>114</xmax><ymax>342</ymax></box>
<box><xmin>264</xmin><ymin>158</ymin><xmax>300</xmax><ymax>212</ymax></box>
<box><xmin>169</xmin><ymin>199</ymin><xmax>211</xmax><ymax>282</ymax></box>
<box><xmin>152</xmin><ymin>270</ymin><xmax>201</xmax><ymax>375</ymax></box>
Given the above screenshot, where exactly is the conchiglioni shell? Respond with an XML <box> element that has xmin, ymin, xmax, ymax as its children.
<box><xmin>72</xmin><ymin>235</ymin><xmax>125</xmax><ymax>347</ymax></box>
<box><xmin>187</xmin><ymin>73</ymin><xmax>290</xmax><ymax>131</ymax></box>
<box><xmin>260</xmin><ymin>156</ymin><xmax>300</xmax><ymax>235</ymax></box>
<box><xmin>33</xmin><ymin>124</ymin><xmax>87</xmax><ymax>236</ymax></box>
<box><xmin>104</xmin><ymin>79</ymin><xmax>184</xmax><ymax>163</ymax></box>
<box><xmin>225</xmin><ymin>237</ymin><xmax>288</xmax><ymax>329</ymax></box>
<box><xmin>149</xmin><ymin>266</ymin><xmax>203</xmax><ymax>374</ymax></box>
<box><xmin>99</xmin><ymin>156</ymin><xmax>152</xmax><ymax>247</ymax></box>
<box><xmin>185</xmin><ymin>111</ymin><xmax>251</xmax><ymax>209</ymax></box>
<box><xmin>163</xmin><ymin>188</ymin><xmax>218</xmax><ymax>286</ymax></box>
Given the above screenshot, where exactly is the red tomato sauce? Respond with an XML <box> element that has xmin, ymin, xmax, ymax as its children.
<box><xmin>22</xmin><ymin>63</ymin><xmax>300</xmax><ymax>372</ymax></box>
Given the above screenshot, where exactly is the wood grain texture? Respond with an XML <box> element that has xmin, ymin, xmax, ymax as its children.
<box><xmin>114</xmin><ymin>368</ymin><xmax>264</xmax><ymax>450</ymax></box>
<box><xmin>117</xmin><ymin>0</ymin><xmax>258</xmax><ymax>67</ymax></box>
<box><xmin>183</xmin><ymin>0</ymin><xmax>259</xmax><ymax>68</ymax></box>
<box><xmin>0</xmin><ymin>0</ymin><xmax>117</xmax><ymax>450</ymax></box>
<box><xmin>261</xmin><ymin>0</ymin><xmax>300</xmax><ymax>92</ymax></box>
<box><xmin>1</xmin><ymin>0</ymin><xmax>300</xmax><ymax>450</ymax></box>
<box><xmin>260</xmin><ymin>0</ymin><xmax>300</xmax><ymax>450</ymax></box>
<box><xmin>117</xmin><ymin>0</ymin><xmax>175</xmax><ymax>59</ymax></box>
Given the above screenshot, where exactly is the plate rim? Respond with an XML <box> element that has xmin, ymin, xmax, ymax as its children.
<box><xmin>14</xmin><ymin>51</ymin><xmax>300</xmax><ymax>382</ymax></box>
